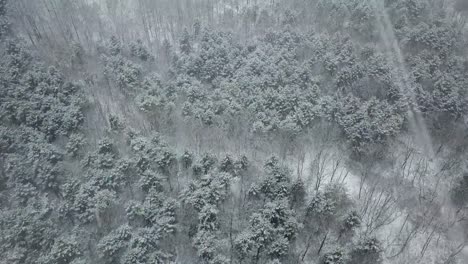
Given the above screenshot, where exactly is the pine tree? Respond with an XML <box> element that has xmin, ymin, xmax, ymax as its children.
<box><xmin>180</xmin><ymin>28</ymin><xmax>192</xmax><ymax>54</ymax></box>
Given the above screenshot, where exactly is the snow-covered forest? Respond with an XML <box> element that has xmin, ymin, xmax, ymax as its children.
<box><xmin>1</xmin><ymin>0</ymin><xmax>468</xmax><ymax>263</ymax></box>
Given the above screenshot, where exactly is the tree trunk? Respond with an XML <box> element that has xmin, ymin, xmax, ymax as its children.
<box><xmin>317</xmin><ymin>232</ymin><xmax>328</xmax><ymax>255</ymax></box>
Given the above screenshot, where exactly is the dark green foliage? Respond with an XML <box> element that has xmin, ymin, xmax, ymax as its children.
<box><xmin>1</xmin><ymin>126</ymin><xmax>66</xmax><ymax>203</ymax></box>
<box><xmin>451</xmin><ymin>174</ymin><xmax>468</xmax><ymax>208</ymax></box>
<box><xmin>181</xmin><ymin>172</ymin><xmax>232</xmax><ymax>211</ymax></box>
<box><xmin>129</xmin><ymin>133</ymin><xmax>177</xmax><ymax>179</ymax></box>
<box><xmin>181</xmin><ymin>150</ymin><xmax>194</xmax><ymax>169</ymax></box>
<box><xmin>97</xmin><ymin>225</ymin><xmax>132</xmax><ymax>261</ymax></box>
<box><xmin>219</xmin><ymin>155</ymin><xmax>234</xmax><ymax>173</ymax></box>
<box><xmin>180</xmin><ymin>28</ymin><xmax>192</xmax><ymax>54</ymax></box>
<box><xmin>135</xmin><ymin>75</ymin><xmax>177</xmax><ymax>127</ymax></box>
<box><xmin>63</xmin><ymin>138</ymin><xmax>139</xmax><ymax>225</ymax></box>
<box><xmin>301</xmin><ymin>183</ymin><xmax>355</xmax><ymax>259</ymax></box>
<box><xmin>0</xmin><ymin>43</ymin><xmax>85</xmax><ymax>141</ymax></box>
<box><xmin>342</xmin><ymin>211</ymin><xmax>361</xmax><ymax>232</ymax></box>
<box><xmin>254</xmin><ymin>156</ymin><xmax>292</xmax><ymax>200</ymax></box>
<box><xmin>193</xmin><ymin>19</ymin><xmax>201</xmax><ymax>37</ymax></box>
<box><xmin>193</xmin><ymin>229</ymin><xmax>229</xmax><ymax>264</ymax></box>
<box><xmin>108</xmin><ymin>114</ymin><xmax>125</xmax><ymax>131</ymax></box>
<box><xmin>70</xmin><ymin>42</ymin><xmax>84</xmax><ymax>67</ymax></box>
<box><xmin>282</xmin><ymin>10</ymin><xmax>297</xmax><ymax>27</ymax></box>
<box><xmin>0</xmin><ymin>205</ymin><xmax>59</xmax><ymax>264</ymax></box>
<box><xmin>66</xmin><ymin>133</ymin><xmax>85</xmax><ymax>157</ymax></box>
<box><xmin>322</xmin><ymin>249</ymin><xmax>344</xmax><ymax>264</ymax></box>
<box><xmin>40</xmin><ymin>236</ymin><xmax>81</xmax><ymax>264</ymax></box>
<box><xmin>2</xmin><ymin>1</ymin><xmax>468</xmax><ymax>264</ymax></box>
<box><xmin>0</xmin><ymin>0</ymin><xmax>5</xmax><ymax>16</ymax></box>
<box><xmin>162</xmin><ymin>38</ymin><xmax>172</xmax><ymax>62</ymax></box>
<box><xmin>201</xmin><ymin>153</ymin><xmax>218</xmax><ymax>174</ymax></box>
<box><xmin>235</xmin><ymin>155</ymin><xmax>249</xmax><ymax>172</ymax></box>
<box><xmin>307</xmin><ymin>184</ymin><xmax>352</xmax><ymax>224</ymax></box>
<box><xmin>290</xmin><ymin>178</ymin><xmax>306</xmax><ymax>209</ymax></box>
<box><xmin>139</xmin><ymin>170</ymin><xmax>164</xmax><ymax>193</ymax></box>
<box><xmin>234</xmin><ymin>199</ymin><xmax>299</xmax><ymax>261</ymax></box>
<box><xmin>153</xmin><ymin>2</ymin><xmax>468</xmax><ymax>157</ymax></box>
<box><xmin>140</xmin><ymin>189</ymin><xmax>177</xmax><ymax>232</ymax></box>
<box><xmin>181</xmin><ymin>171</ymin><xmax>233</xmax><ymax>263</ymax></box>
<box><xmin>0</xmin><ymin>0</ymin><xmax>9</xmax><ymax>38</ymax></box>
<box><xmin>335</xmin><ymin>95</ymin><xmax>403</xmax><ymax>151</ymax></box>
<box><xmin>108</xmin><ymin>36</ymin><xmax>122</xmax><ymax>56</ymax></box>
<box><xmin>156</xmin><ymin>148</ymin><xmax>177</xmax><ymax>174</ymax></box>
<box><xmin>235</xmin><ymin>156</ymin><xmax>301</xmax><ymax>262</ymax></box>
<box><xmin>192</xmin><ymin>163</ymin><xmax>204</xmax><ymax>177</ymax></box>
<box><xmin>349</xmin><ymin>237</ymin><xmax>383</xmax><ymax>264</ymax></box>
<box><xmin>102</xmin><ymin>54</ymin><xmax>142</xmax><ymax>91</ymax></box>
<box><xmin>129</xmin><ymin>39</ymin><xmax>152</xmax><ymax>61</ymax></box>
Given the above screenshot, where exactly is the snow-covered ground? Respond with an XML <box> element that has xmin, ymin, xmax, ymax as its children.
<box><xmin>293</xmin><ymin>141</ymin><xmax>466</xmax><ymax>264</ymax></box>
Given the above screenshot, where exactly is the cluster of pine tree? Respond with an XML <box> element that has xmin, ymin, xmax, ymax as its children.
<box><xmin>1</xmin><ymin>0</ymin><xmax>468</xmax><ymax>263</ymax></box>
